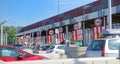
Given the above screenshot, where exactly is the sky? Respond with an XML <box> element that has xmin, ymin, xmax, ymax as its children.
<box><xmin>0</xmin><ymin>0</ymin><xmax>96</xmax><ymax>27</ymax></box>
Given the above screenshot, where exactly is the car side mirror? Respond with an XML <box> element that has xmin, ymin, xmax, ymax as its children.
<box><xmin>17</xmin><ymin>53</ymin><xmax>24</xmax><ymax>60</ymax></box>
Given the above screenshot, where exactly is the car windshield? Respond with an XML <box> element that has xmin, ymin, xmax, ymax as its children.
<box><xmin>41</xmin><ymin>46</ymin><xmax>50</xmax><ymax>50</ymax></box>
<box><xmin>87</xmin><ymin>40</ymin><xmax>105</xmax><ymax>51</ymax></box>
<box><xmin>108</xmin><ymin>39</ymin><xmax>120</xmax><ymax>50</ymax></box>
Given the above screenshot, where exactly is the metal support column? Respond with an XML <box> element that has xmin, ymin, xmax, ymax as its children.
<box><xmin>1</xmin><ymin>25</ymin><xmax>3</xmax><ymax>45</ymax></box>
<box><xmin>82</xmin><ymin>22</ymin><xmax>85</xmax><ymax>46</ymax></box>
<box><xmin>5</xmin><ymin>33</ymin><xmax>7</xmax><ymax>45</ymax></box>
<box><xmin>107</xmin><ymin>0</ymin><xmax>112</xmax><ymax>29</ymax></box>
<box><xmin>0</xmin><ymin>19</ymin><xmax>8</xmax><ymax>45</ymax></box>
<box><xmin>66</xmin><ymin>26</ymin><xmax>69</xmax><ymax>45</ymax></box>
<box><xmin>46</xmin><ymin>30</ymin><xmax>48</xmax><ymax>44</ymax></box>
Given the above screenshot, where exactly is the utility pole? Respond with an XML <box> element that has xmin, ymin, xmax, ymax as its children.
<box><xmin>0</xmin><ymin>19</ymin><xmax>8</xmax><ymax>45</ymax></box>
<box><xmin>58</xmin><ymin>0</ymin><xmax>59</xmax><ymax>15</ymax></box>
<box><xmin>82</xmin><ymin>5</ymin><xmax>89</xmax><ymax>45</ymax></box>
<box><xmin>107</xmin><ymin>0</ymin><xmax>112</xmax><ymax>29</ymax></box>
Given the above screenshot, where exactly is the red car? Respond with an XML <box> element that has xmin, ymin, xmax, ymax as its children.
<box><xmin>0</xmin><ymin>45</ymin><xmax>48</xmax><ymax>62</ymax></box>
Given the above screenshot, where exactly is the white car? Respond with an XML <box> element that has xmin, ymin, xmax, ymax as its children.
<box><xmin>46</xmin><ymin>45</ymin><xmax>65</xmax><ymax>54</ymax></box>
<box><xmin>86</xmin><ymin>37</ymin><xmax>120</xmax><ymax>57</ymax></box>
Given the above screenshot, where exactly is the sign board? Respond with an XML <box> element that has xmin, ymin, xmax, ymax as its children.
<box><xmin>55</xmin><ymin>28</ymin><xmax>59</xmax><ymax>34</ymax></box>
<box><xmin>49</xmin><ymin>30</ymin><xmax>54</xmax><ymax>35</ymax></box>
<box><xmin>54</xmin><ymin>22</ymin><xmax>60</xmax><ymax>27</ymax></box>
<box><xmin>94</xmin><ymin>18</ymin><xmax>102</xmax><ymax>26</ymax></box>
<box><xmin>74</xmin><ymin>24</ymin><xmax>79</xmax><ymax>30</ymax></box>
<box><xmin>59</xmin><ymin>27</ymin><xmax>63</xmax><ymax>33</ymax></box>
<box><xmin>63</xmin><ymin>20</ymin><xmax>70</xmax><ymax>25</ymax></box>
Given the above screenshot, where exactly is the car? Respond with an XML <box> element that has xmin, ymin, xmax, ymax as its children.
<box><xmin>44</xmin><ymin>45</ymin><xmax>54</xmax><ymax>51</ymax></box>
<box><xmin>0</xmin><ymin>45</ymin><xmax>48</xmax><ymax>62</ymax></box>
<box><xmin>86</xmin><ymin>37</ymin><xmax>120</xmax><ymax>57</ymax></box>
<box><xmin>46</xmin><ymin>45</ymin><xmax>65</xmax><ymax>54</ymax></box>
<box><xmin>40</xmin><ymin>45</ymin><xmax>50</xmax><ymax>51</ymax></box>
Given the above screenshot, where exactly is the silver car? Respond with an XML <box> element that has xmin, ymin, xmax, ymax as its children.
<box><xmin>86</xmin><ymin>37</ymin><xmax>120</xmax><ymax>57</ymax></box>
<box><xmin>46</xmin><ymin>45</ymin><xmax>65</xmax><ymax>54</ymax></box>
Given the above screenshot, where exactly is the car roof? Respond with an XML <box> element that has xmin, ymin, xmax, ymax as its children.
<box><xmin>94</xmin><ymin>37</ymin><xmax>120</xmax><ymax>40</ymax></box>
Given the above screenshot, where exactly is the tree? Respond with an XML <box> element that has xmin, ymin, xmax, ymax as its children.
<box><xmin>3</xmin><ymin>26</ymin><xmax>17</xmax><ymax>45</ymax></box>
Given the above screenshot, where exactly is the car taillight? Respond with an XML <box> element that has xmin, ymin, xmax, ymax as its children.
<box><xmin>101</xmin><ymin>47</ymin><xmax>105</xmax><ymax>57</ymax></box>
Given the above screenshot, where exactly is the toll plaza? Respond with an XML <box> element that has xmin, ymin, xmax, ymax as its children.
<box><xmin>16</xmin><ymin>0</ymin><xmax>120</xmax><ymax>47</ymax></box>
<box><xmin>1</xmin><ymin>0</ymin><xmax>120</xmax><ymax>64</ymax></box>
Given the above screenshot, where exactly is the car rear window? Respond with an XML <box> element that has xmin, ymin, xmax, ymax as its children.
<box><xmin>0</xmin><ymin>47</ymin><xmax>19</xmax><ymax>57</ymax></box>
<box><xmin>47</xmin><ymin>46</ymin><xmax>55</xmax><ymax>50</ymax></box>
<box><xmin>108</xmin><ymin>39</ymin><xmax>120</xmax><ymax>50</ymax></box>
<box><xmin>87</xmin><ymin>40</ymin><xmax>105</xmax><ymax>51</ymax></box>
<box><xmin>57</xmin><ymin>46</ymin><xmax>65</xmax><ymax>50</ymax></box>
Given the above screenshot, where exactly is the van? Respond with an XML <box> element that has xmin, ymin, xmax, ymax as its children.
<box><xmin>86</xmin><ymin>37</ymin><xmax>120</xmax><ymax>57</ymax></box>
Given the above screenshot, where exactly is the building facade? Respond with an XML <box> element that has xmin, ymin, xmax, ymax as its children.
<box><xmin>17</xmin><ymin>0</ymin><xmax>120</xmax><ymax>46</ymax></box>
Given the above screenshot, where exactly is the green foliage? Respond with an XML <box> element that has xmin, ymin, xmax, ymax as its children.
<box><xmin>3</xmin><ymin>26</ymin><xmax>17</xmax><ymax>45</ymax></box>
